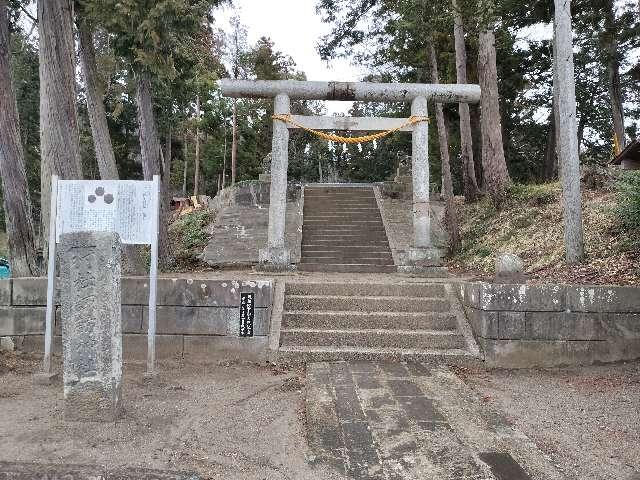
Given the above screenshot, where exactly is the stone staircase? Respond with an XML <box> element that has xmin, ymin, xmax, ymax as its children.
<box><xmin>277</xmin><ymin>282</ymin><xmax>478</xmax><ymax>363</ymax></box>
<box><xmin>298</xmin><ymin>185</ymin><xmax>395</xmax><ymax>273</ymax></box>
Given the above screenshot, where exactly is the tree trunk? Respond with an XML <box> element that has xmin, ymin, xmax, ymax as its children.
<box><xmin>231</xmin><ymin>98</ymin><xmax>238</xmax><ymax>185</ymax></box>
<box><xmin>428</xmin><ymin>43</ymin><xmax>461</xmax><ymax>254</ymax></box>
<box><xmin>0</xmin><ymin>1</ymin><xmax>40</xmax><ymax>276</ymax></box>
<box><xmin>182</xmin><ymin>131</ymin><xmax>188</xmax><ymax>196</ymax></box>
<box><xmin>163</xmin><ymin>125</ymin><xmax>172</xmax><ymax>197</ymax></box>
<box><xmin>478</xmin><ymin>4</ymin><xmax>511</xmax><ymax>206</ymax></box>
<box><xmin>222</xmin><ymin>120</ymin><xmax>228</xmax><ymax>189</ymax></box>
<box><xmin>577</xmin><ymin>108</ymin><xmax>587</xmax><ymax>149</ymax></box>
<box><xmin>603</xmin><ymin>0</ymin><xmax>626</xmax><ymax>150</ymax></box>
<box><xmin>543</xmin><ymin>103</ymin><xmax>557</xmax><ymax>181</ymax></box>
<box><xmin>469</xmin><ymin>105</ymin><xmax>483</xmax><ymax>188</ymax></box>
<box><xmin>135</xmin><ymin>72</ymin><xmax>171</xmax><ymax>267</ymax></box>
<box><xmin>78</xmin><ymin>24</ymin><xmax>144</xmax><ymax>273</ymax></box>
<box><xmin>78</xmin><ymin>26</ymin><xmax>118</xmax><ymax>180</ymax></box>
<box><xmin>193</xmin><ymin>95</ymin><xmax>201</xmax><ymax>196</ymax></box>
<box><xmin>452</xmin><ymin>0</ymin><xmax>480</xmax><ymax>202</ymax></box>
<box><xmin>38</xmin><ymin>0</ymin><xmax>83</xmax><ymax>266</ymax></box>
<box><xmin>554</xmin><ymin>0</ymin><xmax>584</xmax><ymax>263</ymax></box>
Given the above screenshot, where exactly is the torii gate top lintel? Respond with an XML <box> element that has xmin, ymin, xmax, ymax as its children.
<box><xmin>219</xmin><ymin>79</ymin><xmax>481</xmax><ymax>104</ymax></box>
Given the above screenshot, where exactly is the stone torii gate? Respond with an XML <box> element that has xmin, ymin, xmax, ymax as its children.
<box><xmin>220</xmin><ymin>79</ymin><xmax>481</xmax><ymax>270</ymax></box>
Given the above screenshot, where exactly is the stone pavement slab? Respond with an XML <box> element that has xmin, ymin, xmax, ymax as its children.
<box><xmin>0</xmin><ymin>461</ymin><xmax>199</xmax><ymax>479</ymax></box>
<box><xmin>305</xmin><ymin>361</ymin><xmax>570</xmax><ymax>480</ymax></box>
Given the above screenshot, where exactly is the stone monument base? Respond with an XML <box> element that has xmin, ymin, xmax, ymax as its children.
<box><xmin>407</xmin><ymin>246</ymin><xmax>443</xmax><ymax>267</ymax></box>
<box><xmin>259</xmin><ymin>173</ymin><xmax>272</xmax><ymax>183</ymax></box>
<box><xmin>33</xmin><ymin>372</ymin><xmax>59</xmax><ymax>385</ymax></box>
<box><xmin>258</xmin><ymin>246</ymin><xmax>291</xmax><ymax>269</ymax></box>
<box><xmin>64</xmin><ymin>380</ymin><xmax>122</xmax><ymax>422</ymax></box>
<box><xmin>397</xmin><ymin>265</ymin><xmax>451</xmax><ymax>277</ymax></box>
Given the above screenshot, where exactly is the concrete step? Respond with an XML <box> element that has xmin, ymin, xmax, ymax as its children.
<box><xmin>302</xmin><ymin>236</ymin><xmax>388</xmax><ymax>242</ymax></box>
<box><xmin>303</xmin><ymin>228</ymin><xmax>388</xmax><ymax>235</ymax></box>
<box><xmin>302</xmin><ymin>244</ymin><xmax>391</xmax><ymax>251</ymax></box>
<box><xmin>300</xmin><ymin>252</ymin><xmax>393</xmax><ymax>260</ymax></box>
<box><xmin>302</xmin><ymin>243</ymin><xmax>391</xmax><ymax>250</ymax></box>
<box><xmin>303</xmin><ymin>206</ymin><xmax>381</xmax><ymax>211</ymax></box>
<box><xmin>304</xmin><ymin>202</ymin><xmax>377</xmax><ymax>206</ymax></box>
<box><xmin>297</xmin><ymin>264</ymin><xmax>397</xmax><ymax>273</ymax></box>
<box><xmin>300</xmin><ymin>258</ymin><xmax>394</xmax><ymax>265</ymax></box>
<box><xmin>303</xmin><ymin>219</ymin><xmax>384</xmax><ymax>225</ymax></box>
<box><xmin>282</xmin><ymin>311</ymin><xmax>457</xmax><ymax>330</ymax></box>
<box><xmin>303</xmin><ymin>226</ymin><xmax>387</xmax><ymax>232</ymax></box>
<box><xmin>280</xmin><ymin>328</ymin><xmax>466</xmax><ymax>349</ymax></box>
<box><xmin>301</xmin><ymin>242</ymin><xmax>390</xmax><ymax>248</ymax></box>
<box><xmin>284</xmin><ymin>295</ymin><xmax>450</xmax><ymax>313</ymax></box>
<box><xmin>303</xmin><ymin>213</ymin><xmax>383</xmax><ymax>219</ymax></box>
<box><xmin>304</xmin><ymin>192</ymin><xmax>376</xmax><ymax>197</ymax></box>
<box><xmin>301</xmin><ymin>249</ymin><xmax>392</xmax><ymax>256</ymax></box>
<box><xmin>276</xmin><ymin>345</ymin><xmax>478</xmax><ymax>364</ymax></box>
<box><xmin>301</xmin><ymin>235</ymin><xmax>390</xmax><ymax>241</ymax></box>
<box><xmin>284</xmin><ymin>282</ymin><xmax>447</xmax><ymax>297</ymax></box>
<box><xmin>303</xmin><ymin>197</ymin><xmax>377</xmax><ymax>203</ymax></box>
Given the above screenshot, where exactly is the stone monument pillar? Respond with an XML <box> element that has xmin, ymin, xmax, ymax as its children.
<box><xmin>259</xmin><ymin>153</ymin><xmax>272</xmax><ymax>183</ymax></box>
<box><xmin>60</xmin><ymin>232</ymin><xmax>123</xmax><ymax>422</ymax></box>
<box><xmin>259</xmin><ymin>93</ymin><xmax>291</xmax><ymax>269</ymax></box>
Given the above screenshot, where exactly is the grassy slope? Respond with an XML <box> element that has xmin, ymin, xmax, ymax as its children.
<box><xmin>448</xmin><ymin>183</ymin><xmax>640</xmax><ymax>285</ymax></box>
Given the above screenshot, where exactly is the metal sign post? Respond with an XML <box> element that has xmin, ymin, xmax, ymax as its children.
<box><xmin>42</xmin><ymin>175</ymin><xmax>59</xmax><ymax>375</ymax></box>
<box><xmin>146</xmin><ymin>175</ymin><xmax>160</xmax><ymax>376</ymax></box>
<box><xmin>39</xmin><ymin>175</ymin><xmax>161</xmax><ymax>378</ymax></box>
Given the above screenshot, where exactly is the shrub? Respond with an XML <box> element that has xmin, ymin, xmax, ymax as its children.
<box><xmin>616</xmin><ymin>171</ymin><xmax>640</xmax><ymax>232</ymax></box>
<box><xmin>507</xmin><ymin>183</ymin><xmax>559</xmax><ymax>207</ymax></box>
<box><xmin>172</xmin><ymin>209</ymin><xmax>214</xmax><ymax>250</ymax></box>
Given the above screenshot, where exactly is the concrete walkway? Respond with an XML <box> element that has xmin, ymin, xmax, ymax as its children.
<box><xmin>306</xmin><ymin>361</ymin><xmax>569</xmax><ymax>480</ymax></box>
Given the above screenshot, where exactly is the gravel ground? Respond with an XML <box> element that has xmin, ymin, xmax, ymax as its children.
<box><xmin>0</xmin><ymin>352</ymin><xmax>343</xmax><ymax>480</ymax></box>
<box><xmin>458</xmin><ymin>361</ymin><xmax>640</xmax><ymax>480</ymax></box>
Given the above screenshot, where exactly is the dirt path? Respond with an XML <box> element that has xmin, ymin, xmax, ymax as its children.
<box><xmin>458</xmin><ymin>361</ymin><xmax>640</xmax><ymax>480</ymax></box>
<box><xmin>0</xmin><ymin>352</ymin><xmax>342</xmax><ymax>480</ymax></box>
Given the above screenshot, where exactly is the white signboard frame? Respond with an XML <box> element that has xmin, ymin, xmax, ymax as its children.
<box><xmin>42</xmin><ymin>175</ymin><xmax>161</xmax><ymax>376</ymax></box>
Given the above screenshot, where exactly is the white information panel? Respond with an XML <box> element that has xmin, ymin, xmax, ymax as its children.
<box><xmin>56</xmin><ymin>180</ymin><xmax>155</xmax><ymax>245</ymax></box>
<box><xmin>42</xmin><ymin>176</ymin><xmax>161</xmax><ymax>377</ymax></box>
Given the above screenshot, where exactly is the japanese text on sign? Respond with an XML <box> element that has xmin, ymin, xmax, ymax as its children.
<box><xmin>240</xmin><ymin>293</ymin><xmax>255</xmax><ymax>337</ymax></box>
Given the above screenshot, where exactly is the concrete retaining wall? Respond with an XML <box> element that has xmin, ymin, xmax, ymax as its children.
<box><xmin>458</xmin><ymin>282</ymin><xmax>640</xmax><ymax>368</ymax></box>
<box><xmin>0</xmin><ymin>277</ymin><xmax>273</xmax><ymax>363</ymax></box>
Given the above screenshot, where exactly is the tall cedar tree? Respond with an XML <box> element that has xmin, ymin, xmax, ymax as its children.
<box><xmin>38</xmin><ymin>0</ymin><xmax>83</xmax><ymax>268</ymax></box>
<box><xmin>0</xmin><ymin>0</ymin><xmax>40</xmax><ymax>276</ymax></box>
<box><xmin>478</xmin><ymin>0</ymin><xmax>511</xmax><ymax>206</ymax></box>
<box><xmin>554</xmin><ymin>0</ymin><xmax>585</xmax><ymax>262</ymax></box>
<box><xmin>76</xmin><ymin>17</ymin><xmax>145</xmax><ymax>273</ymax></box>
<box><xmin>452</xmin><ymin>0</ymin><xmax>481</xmax><ymax>202</ymax></box>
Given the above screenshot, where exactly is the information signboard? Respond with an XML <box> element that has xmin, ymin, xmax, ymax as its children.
<box><xmin>56</xmin><ymin>180</ymin><xmax>156</xmax><ymax>245</ymax></box>
<box><xmin>42</xmin><ymin>176</ymin><xmax>161</xmax><ymax>376</ymax></box>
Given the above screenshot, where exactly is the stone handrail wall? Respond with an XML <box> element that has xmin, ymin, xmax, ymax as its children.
<box><xmin>0</xmin><ymin>277</ymin><xmax>273</xmax><ymax>362</ymax></box>
<box><xmin>202</xmin><ymin>181</ymin><xmax>303</xmax><ymax>266</ymax></box>
<box><xmin>458</xmin><ymin>282</ymin><xmax>640</xmax><ymax>368</ymax></box>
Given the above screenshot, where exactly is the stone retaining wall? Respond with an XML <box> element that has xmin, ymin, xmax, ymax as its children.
<box><xmin>0</xmin><ymin>277</ymin><xmax>273</xmax><ymax>362</ymax></box>
<box><xmin>202</xmin><ymin>181</ymin><xmax>303</xmax><ymax>267</ymax></box>
<box><xmin>458</xmin><ymin>282</ymin><xmax>640</xmax><ymax>368</ymax></box>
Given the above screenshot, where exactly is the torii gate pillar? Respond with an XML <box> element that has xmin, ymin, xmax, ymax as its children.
<box><xmin>259</xmin><ymin>93</ymin><xmax>291</xmax><ymax>268</ymax></box>
<box><xmin>408</xmin><ymin>96</ymin><xmax>441</xmax><ymax>266</ymax></box>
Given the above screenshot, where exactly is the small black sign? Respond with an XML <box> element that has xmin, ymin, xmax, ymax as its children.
<box><xmin>240</xmin><ymin>293</ymin><xmax>255</xmax><ymax>337</ymax></box>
